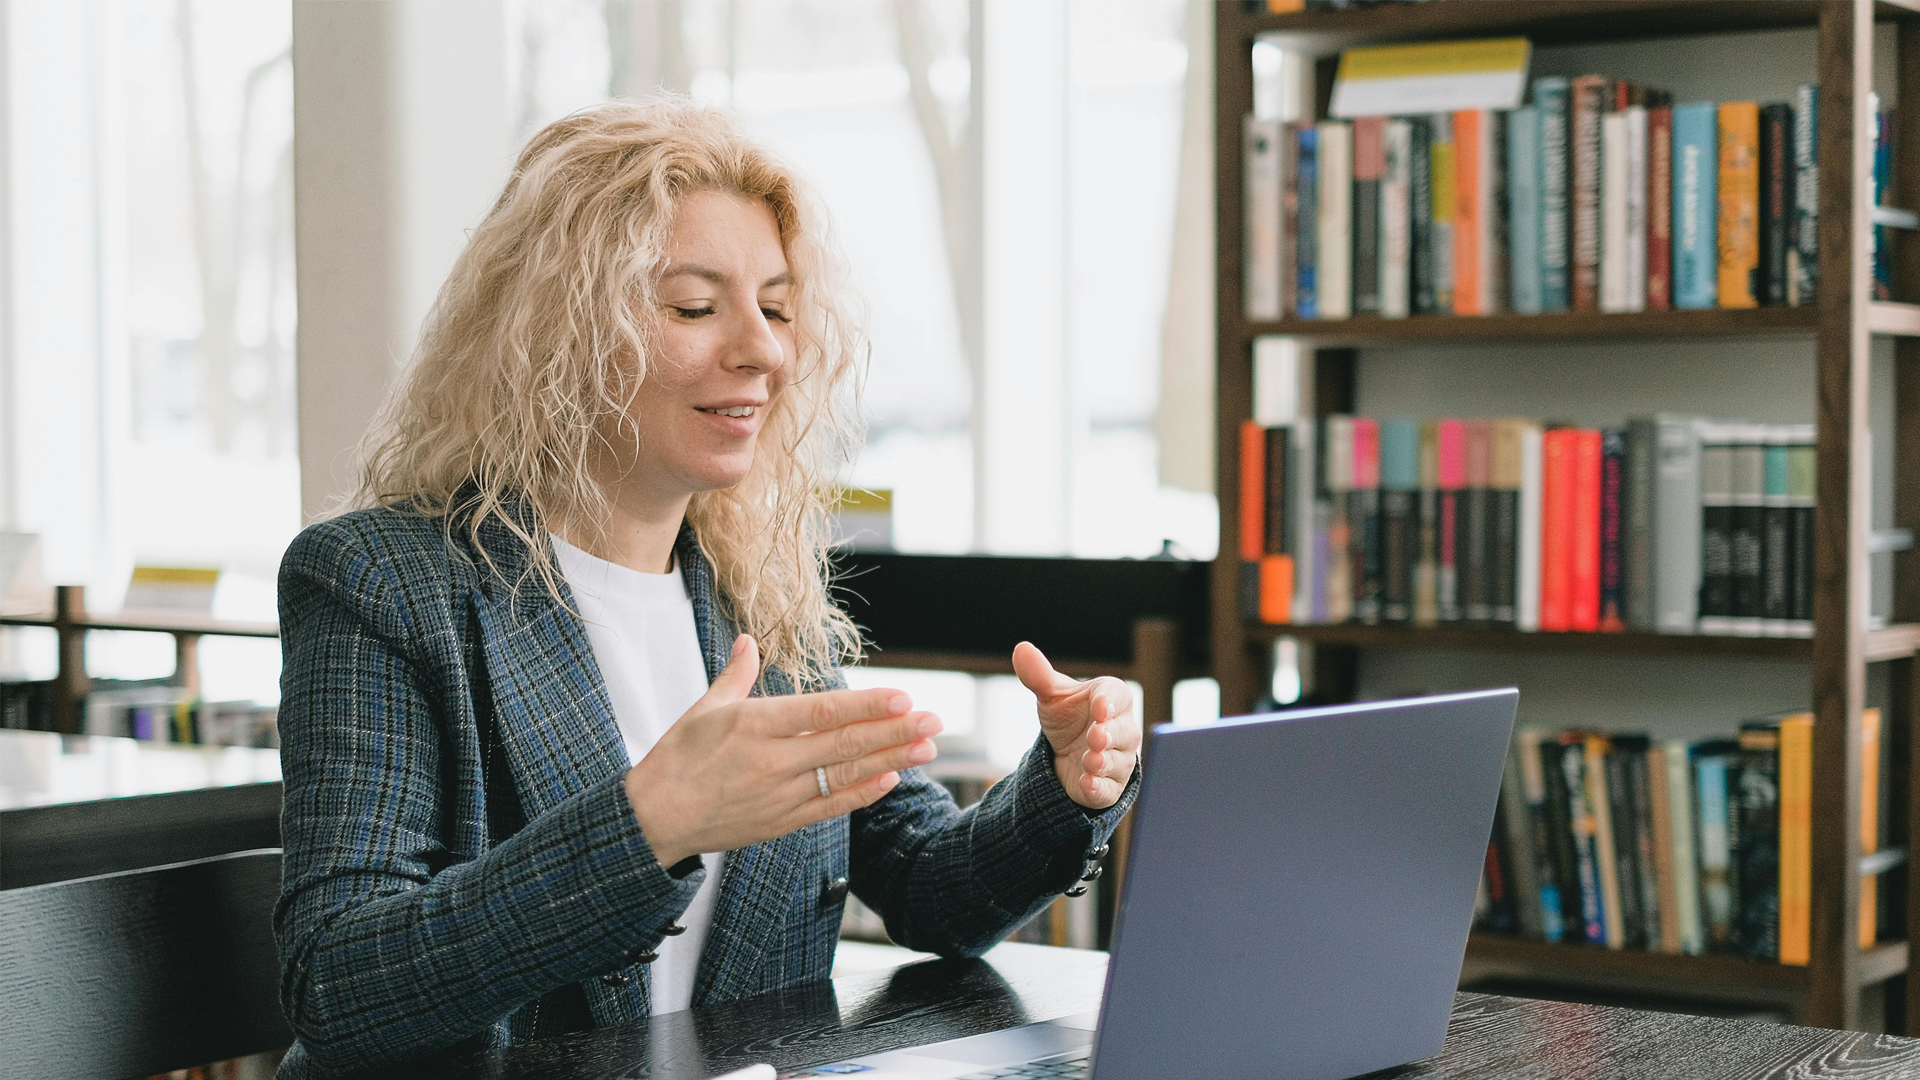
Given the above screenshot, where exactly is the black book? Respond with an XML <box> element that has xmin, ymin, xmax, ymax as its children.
<box><xmin>1623</xmin><ymin>419</ymin><xmax>1657</xmax><ymax>630</ymax></box>
<box><xmin>1762</xmin><ymin>432</ymin><xmax>1792</xmax><ymax>628</ymax></box>
<box><xmin>1603</xmin><ymin>742</ymin><xmax>1646</xmax><ymax>949</ymax></box>
<box><xmin>1490</xmin><ymin>419</ymin><xmax>1521</xmax><ymax>626</ymax></box>
<box><xmin>1730</xmin><ymin>433</ymin><xmax>1766</xmax><ymax>631</ymax></box>
<box><xmin>1265</xmin><ymin>427</ymin><xmax>1292</xmax><ymax>562</ymax></box>
<box><xmin>1599</xmin><ymin>428</ymin><xmax>1626</xmax><ymax>630</ymax></box>
<box><xmin>1623</xmin><ymin>738</ymin><xmax>1664</xmax><ymax>949</ymax></box>
<box><xmin>1788</xmin><ymin>436</ymin><xmax>1815</xmax><ymax>627</ymax></box>
<box><xmin>1351</xmin><ymin>482</ymin><xmax>1383</xmax><ymax>625</ymax></box>
<box><xmin>1736</xmin><ymin>722</ymin><xmax>1782</xmax><ymax>960</ymax></box>
<box><xmin>1461</xmin><ymin>422</ymin><xmax>1491</xmax><ymax>623</ymax></box>
<box><xmin>1352</xmin><ymin>117</ymin><xmax>1385</xmax><ymax>316</ymax></box>
<box><xmin>1382</xmin><ymin>488</ymin><xmax>1416</xmax><ymax>623</ymax></box>
<box><xmin>1409</xmin><ymin>116</ymin><xmax>1436</xmax><ymax>315</ymax></box>
<box><xmin>1759</xmin><ymin>102</ymin><xmax>1792</xmax><ymax>306</ymax></box>
<box><xmin>1537</xmin><ymin>736</ymin><xmax>1589</xmax><ymax>943</ymax></box>
<box><xmin>1698</xmin><ymin>429</ymin><xmax>1735</xmax><ymax>631</ymax></box>
<box><xmin>1479</xmin><ymin>807</ymin><xmax>1519</xmax><ymax>933</ymax></box>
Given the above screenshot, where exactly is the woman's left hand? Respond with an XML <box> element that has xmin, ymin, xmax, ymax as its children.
<box><xmin>1012</xmin><ymin>641</ymin><xmax>1141</xmax><ymax>810</ymax></box>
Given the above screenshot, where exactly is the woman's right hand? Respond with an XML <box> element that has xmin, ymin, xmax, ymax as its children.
<box><xmin>624</xmin><ymin>634</ymin><xmax>942</xmax><ymax>868</ymax></box>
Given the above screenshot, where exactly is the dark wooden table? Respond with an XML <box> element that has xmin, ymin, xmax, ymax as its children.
<box><xmin>386</xmin><ymin>942</ymin><xmax>1920</xmax><ymax>1080</ymax></box>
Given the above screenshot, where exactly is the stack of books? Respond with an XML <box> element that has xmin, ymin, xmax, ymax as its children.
<box><xmin>1239</xmin><ymin>415</ymin><xmax>1816</xmax><ymax>636</ymax></box>
<box><xmin>1243</xmin><ymin>79</ymin><xmax>1897</xmax><ymax>319</ymax></box>
<box><xmin>0</xmin><ymin>676</ymin><xmax>280</xmax><ymax>747</ymax></box>
<box><xmin>1475</xmin><ymin>710</ymin><xmax>1887</xmax><ymax>962</ymax></box>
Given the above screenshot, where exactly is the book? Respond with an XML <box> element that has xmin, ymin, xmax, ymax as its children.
<box><xmin>1436</xmin><ymin>418</ymin><xmax>1465</xmax><ymax>623</ymax></box>
<box><xmin>1516</xmin><ymin>729</ymin><xmax>1566</xmax><ymax>942</ymax></box>
<box><xmin>1729</xmin><ymin>425</ymin><xmax>1766</xmax><ymax>635</ymax></box>
<box><xmin>1318</xmin><ymin>121</ymin><xmax>1354</xmax><ymax>319</ymax></box>
<box><xmin>1647</xmin><ymin>103</ymin><xmax>1674</xmax><ymax>311</ymax></box>
<box><xmin>1260</xmin><ymin>425</ymin><xmax>1296</xmax><ymax>625</ymax></box>
<box><xmin>1698</xmin><ymin>425</ymin><xmax>1736</xmax><ymax>634</ymax></box>
<box><xmin>1452</xmin><ymin>108</ymin><xmax>1497</xmax><ymax>316</ymax></box>
<box><xmin>1244</xmin><ymin>116</ymin><xmax>1285</xmax><ymax>320</ymax></box>
<box><xmin>1599</xmin><ymin>428</ymin><xmax>1626</xmax><ymax>632</ymax></box>
<box><xmin>1872</xmin><ymin>95</ymin><xmax>1892</xmax><ymax>301</ymax></box>
<box><xmin>1646</xmin><ymin>742</ymin><xmax>1681</xmax><ymax>953</ymax></box>
<box><xmin>1415</xmin><ymin>420</ymin><xmax>1440</xmax><ymax>626</ymax></box>
<box><xmin>1600</xmin><ymin>108</ymin><xmax>1631</xmax><ymax>312</ymax></box>
<box><xmin>1759</xmin><ymin>102</ymin><xmax>1791</xmax><ymax>306</ymax></box>
<box><xmin>1625</xmin><ymin>738</ymin><xmax>1664</xmax><ymax>949</ymax></box>
<box><xmin>1491</xmin><ymin>419</ymin><xmax>1524</xmax><ymax>625</ymax></box>
<box><xmin>1786</xmin><ymin>432</ymin><xmax>1816</xmax><ymax>635</ymax></box>
<box><xmin>1653</xmin><ymin>415</ymin><xmax>1705</xmax><ymax>633</ymax></box>
<box><xmin>1499</xmin><ymin>732</ymin><xmax>1545</xmax><ymax>939</ymax></box>
<box><xmin>1462</xmin><ymin>419</ymin><xmax>1493</xmax><ymax>621</ymax></box>
<box><xmin>1322</xmin><ymin>417</ymin><xmax>1354</xmax><ymax>623</ymax></box>
<box><xmin>1663</xmin><ymin>738</ymin><xmax>1705</xmax><ymax>954</ymax></box>
<box><xmin>1585</xmin><ymin>733</ymin><xmax>1625</xmax><ymax>948</ymax></box>
<box><xmin>1562</xmin><ymin>734</ymin><xmax>1607</xmax><ymax>943</ymax></box>
<box><xmin>1295</xmin><ymin>123</ymin><xmax>1320</xmax><ymax>318</ymax></box>
<box><xmin>1539</xmin><ymin>427</ymin><xmax>1573</xmax><ymax>632</ymax></box>
<box><xmin>1569</xmin><ymin>75</ymin><xmax>1609</xmax><ymax>312</ymax></box>
<box><xmin>1602</xmin><ymin>735</ymin><xmax>1647</xmax><ymax>948</ymax></box>
<box><xmin>1380</xmin><ymin>419</ymin><xmax>1420</xmax><ymax>623</ymax></box>
<box><xmin>1381</xmin><ymin>119</ymin><xmax>1413</xmax><ymax>318</ymax></box>
<box><xmin>1507</xmin><ymin>105</ymin><xmax>1542</xmax><ymax>314</ymax></box>
<box><xmin>1517</xmin><ymin>422</ymin><xmax>1544</xmax><ymax>632</ymax></box>
<box><xmin>1410</xmin><ymin>115</ymin><xmax>1437</xmax><ymax>315</ymax></box>
<box><xmin>1625</xmin><ymin>104</ymin><xmax>1649</xmax><ymax>312</ymax></box>
<box><xmin>1860</xmin><ymin>707</ymin><xmax>1883</xmax><ymax>950</ymax></box>
<box><xmin>1623</xmin><ymin>418</ymin><xmax>1657</xmax><ymax>630</ymax></box>
<box><xmin>1540</xmin><ymin>735</ymin><xmax>1590</xmax><ymax>942</ymax></box>
<box><xmin>1569</xmin><ymin>428</ymin><xmax>1602</xmax><ymax>632</ymax></box>
<box><xmin>1777</xmin><ymin>712</ymin><xmax>1812</xmax><ymax>966</ymax></box>
<box><xmin>1672</xmin><ymin>102</ymin><xmax>1719</xmax><ymax>310</ymax></box>
<box><xmin>1693</xmin><ymin>740</ymin><xmax>1741</xmax><ymax>953</ymax></box>
<box><xmin>1761</xmin><ymin>429</ymin><xmax>1792</xmax><ymax>634</ymax></box>
<box><xmin>1350</xmin><ymin>417</ymin><xmax>1382</xmax><ymax>623</ymax></box>
<box><xmin>1430</xmin><ymin>112</ymin><xmax>1456</xmax><ymax>313</ymax></box>
<box><xmin>1735</xmin><ymin>720</ymin><xmax>1781</xmax><ymax>960</ymax></box>
<box><xmin>1292</xmin><ymin>420</ymin><xmax>1319</xmax><ymax>623</ymax></box>
<box><xmin>1789</xmin><ymin>85</ymin><xmax>1818</xmax><ymax>306</ymax></box>
<box><xmin>1717</xmin><ymin>101</ymin><xmax>1761</xmax><ymax>309</ymax></box>
<box><xmin>1535</xmin><ymin>77</ymin><xmax>1572</xmax><ymax>312</ymax></box>
<box><xmin>1351</xmin><ymin>116</ymin><xmax>1386</xmax><ymax>316</ymax></box>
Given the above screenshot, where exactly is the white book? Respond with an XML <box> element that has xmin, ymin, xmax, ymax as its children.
<box><xmin>1292</xmin><ymin>420</ymin><xmax>1318</xmax><ymax>623</ymax></box>
<box><xmin>1381</xmin><ymin>119</ymin><xmax>1412</xmax><ymax>318</ymax></box>
<box><xmin>1654</xmin><ymin>414</ymin><xmax>1705</xmax><ymax>633</ymax></box>
<box><xmin>1316</xmin><ymin>121</ymin><xmax>1352</xmax><ymax>319</ymax></box>
<box><xmin>1600</xmin><ymin>111</ymin><xmax>1630</xmax><ymax>312</ymax></box>
<box><xmin>1517</xmin><ymin>422</ymin><xmax>1543</xmax><ymax>631</ymax></box>
<box><xmin>1243</xmin><ymin>116</ymin><xmax>1285</xmax><ymax>320</ymax></box>
<box><xmin>1663</xmin><ymin>739</ymin><xmax>1705</xmax><ymax>955</ymax></box>
<box><xmin>1624</xmin><ymin>105</ymin><xmax>1648</xmax><ymax>312</ymax></box>
<box><xmin>1251</xmin><ymin>335</ymin><xmax>1299</xmax><ymax>425</ymax></box>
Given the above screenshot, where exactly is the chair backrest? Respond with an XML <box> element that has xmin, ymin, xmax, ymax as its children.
<box><xmin>0</xmin><ymin>848</ymin><xmax>291</xmax><ymax>1079</ymax></box>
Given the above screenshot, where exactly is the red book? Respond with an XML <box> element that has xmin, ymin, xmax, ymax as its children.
<box><xmin>1539</xmin><ymin>429</ymin><xmax>1572</xmax><ymax>631</ymax></box>
<box><xmin>1436</xmin><ymin>419</ymin><xmax>1466</xmax><ymax>623</ymax></box>
<box><xmin>1569</xmin><ymin>428</ymin><xmax>1603</xmax><ymax>631</ymax></box>
<box><xmin>1647</xmin><ymin>104</ymin><xmax>1674</xmax><ymax>310</ymax></box>
<box><xmin>1239</xmin><ymin>420</ymin><xmax>1265</xmax><ymax>562</ymax></box>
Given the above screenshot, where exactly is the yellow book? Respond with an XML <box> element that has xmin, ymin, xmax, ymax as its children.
<box><xmin>1777</xmin><ymin>713</ymin><xmax>1813</xmax><ymax>966</ymax></box>
<box><xmin>1861</xmin><ymin>707</ymin><xmax>1882</xmax><ymax>950</ymax></box>
<box><xmin>1716</xmin><ymin>102</ymin><xmax>1760</xmax><ymax>309</ymax></box>
<box><xmin>1584</xmin><ymin>734</ymin><xmax>1625</xmax><ymax>949</ymax></box>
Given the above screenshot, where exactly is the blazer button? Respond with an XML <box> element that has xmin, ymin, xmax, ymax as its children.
<box><xmin>820</xmin><ymin>876</ymin><xmax>850</xmax><ymax>908</ymax></box>
<box><xmin>662</xmin><ymin>923</ymin><xmax>687</xmax><ymax>937</ymax></box>
<box><xmin>1089</xmin><ymin>843</ymin><xmax>1110</xmax><ymax>860</ymax></box>
<box><xmin>1080</xmin><ymin>865</ymin><xmax>1104</xmax><ymax>882</ymax></box>
<box><xmin>635</xmin><ymin>950</ymin><xmax>660</xmax><ymax>964</ymax></box>
<box><xmin>600</xmin><ymin>970</ymin><xmax>630</xmax><ymax>987</ymax></box>
<box><xmin>1065</xmin><ymin>885</ymin><xmax>1089</xmax><ymax>898</ymax></box>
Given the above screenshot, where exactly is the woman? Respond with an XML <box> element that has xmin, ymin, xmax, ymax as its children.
<box><xmin>274</xmin><ymin>98</ymin><xmax>1141</xmax><ymax>1076</ymax></box>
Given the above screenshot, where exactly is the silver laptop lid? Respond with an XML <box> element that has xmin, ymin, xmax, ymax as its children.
<box><xmin>1091</xmin><ymin>688</ymin><xmax>1518</xmax><ymax>1080</ymax></box>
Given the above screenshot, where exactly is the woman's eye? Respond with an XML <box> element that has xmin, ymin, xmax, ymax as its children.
<box><xmin>762</xmin><ymin>307</ymin><xmax>792</xmax><ymax>324</ymax></box>
<box><xmin>670</xmin><ymin>305</ymin><xmax>716</xmax><ymax>319</ymax></box>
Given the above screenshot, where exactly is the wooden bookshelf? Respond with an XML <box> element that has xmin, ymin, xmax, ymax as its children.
<box><xmin>1211</xmin><ymin>0</ymin><xmax>1919</xmax><ymax>1031</ymax></box>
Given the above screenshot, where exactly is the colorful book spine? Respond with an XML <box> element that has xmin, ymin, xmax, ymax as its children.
<box><xmin>1535</xmin><ymin>77</ymin><xmax>1572</xmax><ymax>312</ymax></box>
<box><xmin>1759</xmin><ymin>102</ymin><xmax>1792</xmax><ymax>306</ymax></box>
<box><xmin>1540</xmin><ymin>736</ymin><xmax>1588</xmax><ymax>941</ymax></box>
<box><xmin>1452</xmin><ymin>108</ymin><xmax>1489</xmax><ymax>316</ymax></box>
<box><xmin>1516</xmin><ymin>729</ymin><xmax>1566</xmax><ymax>942</ymax></box>
<box><xmin>1693</xmin><ymin>741</ymin><xmax>1740</xmax><ymax>953</ymax></box>
<box><xmin>1717</xmin><ymin>101</ymin><xmax>1761</xmax><ymax>309</ymax></box>
<box><xmin>1508</xmin><ymin>105</ymin><xmax>1543</xmax><ymax>314</ymax></box>
<box><xmin>1873</xmin><ymin>100</ymin><xmax>1893</xmax><ymax>301</ymax></box>
<box><xmin>1570</xmin><ymin>75</ymin><xmax>1609</xmax><ymax>312</ymax></box>
<box><xmin>1436</xmin><ymin>418</ymin><xmax>1465</xmax><ymax>623</ymax></box>
<box><xmin>1430</xmin><ymin>113</ymin><xmax>1456</xmax><ymax>313</ymax></box>
<box><xmin>1569</xmin><ymin>428</ymin><xmax>1602</xmax><ymax>632</ymax></box>
<box><xmin>1647</xmin><ymin>103</ymin><xmax>1673</xmax><ymax>310</ymax></box>
<box><xmin>1351</xmin><ymin>116</ymin><xmax>1385</xmax><ymax>317</ymax></box>
<box><xmin>1539</xmin><ymin>427</ymin><xmax>1573</xmax><ymax>632</ymax></box>
<box><xmin>1294</xmin><ymin>123</ymin><xmax>1319</xmax><ymax>318</ymax></box>
<box><xmin>1409</xmin><ymin>116</ymin><xmax>1437</xmax><ymax>315</ymax></box>
<box><xmin>1350</xmin><ymin>417</ymin><xmax>1382</xmax><ymax>623</ymax></box>
<box><xmin>1381</xmin><ymin>119</ymin><xmax>1413</xmax><ymax>318</ymax></box>
<box><xmin>1861</xmin><ymin>707</ymin><xmax>1883</xmax><ymax>950</ymax></box>
<box><xmin>1672</xmin><ymin>102</ymin><xmax>1719</xmax><ymax>310</ymax></box>
<box><xmin>1564</xmin><ymin>735</ymin><xmax>1607</xmax><ymax>943</ymax></box>
<box><xmin>1599</xmin><ymin>428</ymin><xmax>1626</xmax><ymax>631</ymax></box>
<box><xmin>1244</xmin><ymin>116</ymin><xmax>1284</xmax><ymax>320</ymax></box>
<box><xmin>1789</xmin><ymin>85</ymin><xmax>1818</xmax><ymax>307</ymax></box>
<box><xmin>1585</xmin><ymin>733</ymin><xmax>1625</xmax><ymax>948</ymax></box>
<box><xmin>1777</xmin><ymin>713</ymin><xmax>1812</xmax><ymax>966</ymax></box>
<box><xmin>1736</xmin><ymin>721</ymin><xmax>1781</xmax><ymax>960</ymax></box>
<box><xmin>1380</xmin><ymin>419</ymin><xmax>1419</xmax><ymax>623</ymax></box>
<box><xmin>1260</xmin><ymin>425</ymin><xmax>1295</xmax><ymax>625</ymax></box>
<box><xmin>1318</xmin><ymin>121</ymin><xmax>1354</xmax><ymax>319</ymax></box>
<box><xmin>1239</xmin><ymin>420</ymin><xmax>1266</xmax><ymax>620</ymax></box>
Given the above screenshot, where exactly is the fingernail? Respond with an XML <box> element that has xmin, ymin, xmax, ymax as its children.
<box><xmin>887</xmin><ymin>693</ymin><xmax>911</xmax><ymax>715</ymax></box>
<box><xmin>881</xmin><ymin>771</ymin><xmax>901</xmax><ymax>791</ymax></box>
<box><xmin>732</xmin><ymin>635</ymin><xmax>748</xmax><ymax>657</ymax></box>
<box><xmin>915</xmin><ymin>713</ymin><xmax>943</xmax><ymax>736</ymax></box>
<box><xmin>909</xmin><ymin>740</ymin><xmax>937</xmax><ymax>764</ymax></box>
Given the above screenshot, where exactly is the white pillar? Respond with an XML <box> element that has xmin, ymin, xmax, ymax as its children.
<box><xmin>291</xmin><ymin>0</ymin><xmax>512</xmax><ymax>521</ymax></box>
<box><xmin>978</xmin><ymin>0</ymin><xmax>1070</xmax><ymax>554</ymax></box>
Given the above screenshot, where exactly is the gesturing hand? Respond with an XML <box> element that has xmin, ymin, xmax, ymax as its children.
<box><xmin>624</xmin><ymin>634</ymin><xmax>942</xmax><ymax>868</ymax></box>
<box><xmin>1012</xmin><ymin>641</ymin><xmax>1140</xmax><ymax>810</ymax></box>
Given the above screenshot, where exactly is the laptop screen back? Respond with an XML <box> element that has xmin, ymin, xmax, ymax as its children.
<box><xmin>1091</xmin><ymin>688</ymin><xmax>1518</xmax><ymax>1080</ymax></box>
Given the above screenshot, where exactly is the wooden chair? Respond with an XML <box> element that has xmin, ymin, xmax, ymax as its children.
<box><xmin>0</xmin><ymin>849</ymin><xmax>291</xmax><ymax>1079</ymax></box>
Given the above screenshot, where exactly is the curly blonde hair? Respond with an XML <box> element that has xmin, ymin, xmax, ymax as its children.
<box><xmin>355</xmin><ymin>97</ymin><xmax>866</xmax><ymax>687</ymax></box>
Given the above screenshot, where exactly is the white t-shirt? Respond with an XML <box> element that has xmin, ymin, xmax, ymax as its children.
<box><xmin>550</xmin><ymin>534</ymin><xmax>724</xmax><ymax>1015</ymax></box>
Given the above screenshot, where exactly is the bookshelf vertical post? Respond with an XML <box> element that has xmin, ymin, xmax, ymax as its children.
<box><xmin>1212</xmin><ymin>2</ymin><xmax>1257</xmax><ymax>717</ymax></box>
<box><xmin>1808</xmin><ymin>0</ymin><xmax>1875</xmax><ymax>1031</ymax></box>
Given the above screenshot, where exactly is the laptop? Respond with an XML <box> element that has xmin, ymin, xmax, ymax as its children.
<box><xmin>781</xmin><ymin>687</ymin><xmax>1519</xmax><ymax>1080</ymax></box>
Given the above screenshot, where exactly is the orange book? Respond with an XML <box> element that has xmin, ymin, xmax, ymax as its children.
<box><xmin>1539</xmin><ymin>429</ymin><xmax>1573</xmax><ymax>631</ymax></box>
<box><xmin>1861</xmin><ymin>706</ymin><xmax>1883</xmax><ymax>949</ymax></box>
<box><xmin>1568</xmin><ymin>429</ymin><xmax>1602</xmax><ymax>631</ymax></box>
<box><xmin>1259</xmin><ymin>555</ymin><xmax>1295</xmax><ymax>624</ymax></box>
<box><xmin>1452</xmin><ymin>109</ymin><xmax>1484</xmax><ymax>315</ymax></box>
<box><xmin>1239</xmin><ymin>420</ymin><xmax>1265</xmax><ymax>562</ymax></box>
<box><xmin>1777</xmin><ymin>712</ymin><xmax>1813</xmax><ymax>966</ymax></box>
<box><xmin>1717</xmin><ymin>102</ymin><xmax>1761</xmax><ymax>309</ymax></box>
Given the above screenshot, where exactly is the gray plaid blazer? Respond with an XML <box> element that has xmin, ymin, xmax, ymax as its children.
<box><xmin>274</xmin><ymin>503</ymin><xmax>1137</xmax><ymax>1076</ymax></box>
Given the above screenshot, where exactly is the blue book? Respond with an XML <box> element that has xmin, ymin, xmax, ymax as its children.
<box><xmin>1533</xmin><ymin>77</ymin><xmax>1570</xmax><ymax>312</ymax></box>
<box><xmin>1507</xmin><ymin>106</ymin><xmax>1542</xmax><ymax>314</ymax></box>
<box><xmin>1673</xmin><ymin>102</ymin><xmax>1720</xmax><ymax>310</ymax></box>
<box><xmin>1295</xmin><ymin>124</ymin><xmax>1319</xmax><ymax>319</ymax></box>
<box><xmin>1693</xmin><ymin>746</ymin><xmax>1739</xmax><ymax>953</ymax></box>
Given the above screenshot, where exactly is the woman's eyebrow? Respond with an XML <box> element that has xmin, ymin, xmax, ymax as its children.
<box><xmin>661</xmin><ymin>265</ymin><xmax>793</xmax><ymax>289</ymax></box>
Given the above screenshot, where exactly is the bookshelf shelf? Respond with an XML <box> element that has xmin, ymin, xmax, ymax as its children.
<box><xmin>1248</xmin><ymin>0</ymin><xmax>1918</xmax><ymax>48</ymax></box>
<box><xmin>1213</xmin><ymin>0</ymin><xmax>1920</xmax><ymax>1032</ymax></box>
<box><xmin>0</xmin><ymin>611</ymin><xmax>279</xmax><ymax>639</ymax></box>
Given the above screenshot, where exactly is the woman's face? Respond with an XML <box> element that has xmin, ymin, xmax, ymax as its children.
<box><xmin>610</xmin><ymin>189</ymin><xmax>795</xmax><ymax>508</ymax></box>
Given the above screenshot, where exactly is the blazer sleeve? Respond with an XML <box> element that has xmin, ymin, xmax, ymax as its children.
<box><xmin>847</xmin><ymin>730</ymin><xmax>1140</xmax><ymax>958</ymax></box>
<box><xmin>274</xmin><ymin>521</ymin><xmax>703</xmax><ymax>1073</ymax></box>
